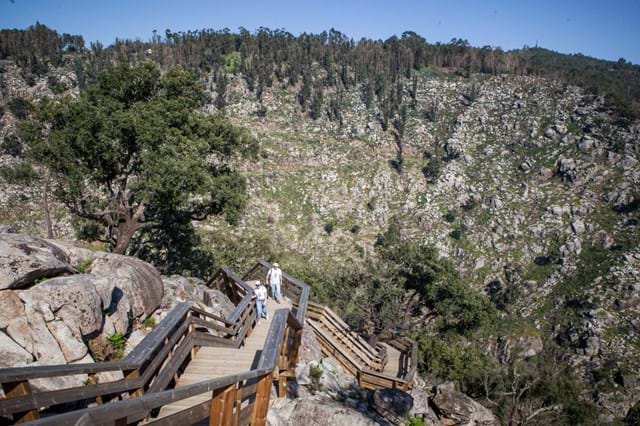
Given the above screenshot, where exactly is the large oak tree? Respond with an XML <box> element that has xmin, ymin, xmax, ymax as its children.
<box><xmin>22</xmin><ymin>62</ymin><xmax>255</xmax><ymax>255</ymax></box>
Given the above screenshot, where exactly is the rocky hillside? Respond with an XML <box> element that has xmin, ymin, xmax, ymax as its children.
<box><xmin>0</xmin><ymin>230</ymin><xmax>236</xmax><ymax>391</ymax></box>
<box><xmin>1</xmin><ymin>58</ymin><xmax>639</xmax><ymax>423</ymax></box>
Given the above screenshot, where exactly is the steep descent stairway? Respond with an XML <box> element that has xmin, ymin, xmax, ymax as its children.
<box><xmin>157</xmin><ymin>297</ymin><xmax>290</xmax><ymax>420</ymax></box>
<box><xmin>0</xmin><ymin>260</ymin><xmax>415</xmax><ymax>426</ymax></box>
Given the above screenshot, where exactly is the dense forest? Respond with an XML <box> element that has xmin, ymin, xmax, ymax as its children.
<box><xmin>1</xmin><ymin>23</ymin><xmax>640</xmax><ymax>121</ymax></box>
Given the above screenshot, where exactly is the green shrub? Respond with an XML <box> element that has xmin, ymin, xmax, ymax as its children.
<box><xmin>323</xmin><ymin>222</ymin><xmax>335</xmax><ymax>235</ymax></box>
<box><xmin>350</xmin><ymin>224</ymin><xmax>361</xmax><ymax>234</ymax></box>
<box><xmin>422</xmin><ymin>157</ymin><xmax>442</xmax><ymax>183</ymax></box>
<box><xmin>1</xmin><ymin>134</ymin><xmax>24</xmax><ymax>157</ymax></box>
<box><xmin>449</xmin><ymin>228</ymin><xmax>463</xmax><ymax>240</ymax></box>
<box><xmin>74</xmin><ymin>258</ymin><xmax>93</xmax><ymax>273</ymax></box>
<box><xmin>107</xmin><ymin>332</ymin><xmax>127</xmax><ymax>360</ymax></box>
<box><xmin>143</xmin><ymin>316</ymin><xmax>157</xmax><ymax>328</ymax></box>
<box><xmin>0</xmin><ymin>163</ymin><xmax>38</xmax><ymax>184</ymax></box>
<box><xmin>443</xmin><ymin>211</ymin><xmax>456</xmax><ymax>223</ymax></box>
<box><xmin>7</xmin><ymin>97</ymin><xmax>33</xmax><ymax>120</ymax></box>
<box><xmin>48</xmin><ymin>76</ymin><xmax>67</xmax><ymax>94</ymax></box>
<box><xmin>223</xmin><ymin>52</ymin><xmax>241</xmax><ymax>73</ymax></box>
<box><xmin>309</xmin><ymin>363</ymin><xmax>323</xmax><ymax>390</ymax></box>
<box><xmin>406</xmin><ymin>416</ymin><xmax>425</xmax><ymax>426</ymax></box>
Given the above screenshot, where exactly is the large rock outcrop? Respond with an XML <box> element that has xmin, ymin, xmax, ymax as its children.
<box><xmin>268</xmin><ymin>395</ymin><xmax>378</xmax><ymax>426</ymax></box>
<box><xmin>0</xmin><ymin>233</ymin><xmax>74</xmax><ymax>290</ymax></box>
<box><xmin>371</xmin><ymin>388</ymin><xmax>414</xmax><ymax>425</ymax></box>
<box><xmin>431</xmin><ymin>385</ymin><xmax>499</xmax><ymax>426</ymax></box>
<box><xmin>0</xmin><ymin>233</ymin><xmax>169</xmax><ymax>390</ymax></box>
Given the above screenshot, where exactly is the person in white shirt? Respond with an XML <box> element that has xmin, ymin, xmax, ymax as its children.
<box><xmin>254</xmin><ymin>281</ymin><xmax>268</xmax><ymax>323</ymax></box>
<box><xmin>266</xmin><ymin>262</ymin><xmax>283</xmax><ymax>303</ymax></box>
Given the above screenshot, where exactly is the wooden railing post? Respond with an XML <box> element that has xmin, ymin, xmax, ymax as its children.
<box><xmin>2</xmin><ymin>380</ymin><xmax>39</xmax><ymax>423</ymax></box>
<box><xmin>123</xmin><ymin>369</ymin><xmax>143</xmax><ymax>398</ymax></box>
<box><xmin>209</xmin><ymin>382</ymin><xmax>236</xmax><ymax>426</ymax></box>
<box><xmin>250</xmin><ymin>373</ymin><xmax>272</xmax><ymax>426</ymax></box>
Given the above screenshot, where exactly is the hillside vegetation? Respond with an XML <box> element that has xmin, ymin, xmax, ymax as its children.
<box><xmin>1</xmin><ymin>24</ymin><xmax>639</xmax><ymax>425</ymax></box>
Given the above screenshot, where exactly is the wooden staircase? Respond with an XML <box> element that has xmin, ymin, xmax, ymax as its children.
<box><xmin>306</xmin><ymin>301</ymin><xmax>417</xmax><ymax>391</ymax></box>
<box><xmin>0</xmin><ymin>260</ymin><xmax>416</xmax><ymax>426</ymax></box>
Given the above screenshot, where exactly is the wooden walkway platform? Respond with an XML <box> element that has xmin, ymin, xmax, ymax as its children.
<box><xmin>379</xmin><ymin>342</ymin><xmax>402</xmax><ymax>377</ymax></box>
<box><xmin>157</xmin><ymin>297</ymin><xmax>290</xmax><ymax>420</ymax></box>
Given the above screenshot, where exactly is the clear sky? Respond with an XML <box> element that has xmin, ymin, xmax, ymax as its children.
<box><xmin>1</xmin><ymin>0</ymin><xmax>639</xmax><ymax>64</ymax></box>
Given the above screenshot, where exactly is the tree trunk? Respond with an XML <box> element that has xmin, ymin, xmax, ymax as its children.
<box><xmin>111</xmin><ymin>220</ymin><xmax>138</xmax><ymax>255</ymax></box>
<box><xmin>110</xmin><ymin>203</ymin><xmax>145</xmax><ymax>255</ymax></box>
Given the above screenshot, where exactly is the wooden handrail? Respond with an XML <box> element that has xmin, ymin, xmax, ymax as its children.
<box><xmin>19</xmin><ymin>309</ymin><xmax>302</xmax><ymax>426</ymax></box>
<box><xmin>0</xmin><ymin>266</ymin><xmax>263</xmax><ymax>422</ymax></box>
<box><xmin>305</xmin><ymin>301</ymin><xmax>417</xmax><ymax>391</ymax></box>
<box><xmin>0</xmin><ymin>259</ymin><xmax>418</xmax><ymax>425</ymax></box>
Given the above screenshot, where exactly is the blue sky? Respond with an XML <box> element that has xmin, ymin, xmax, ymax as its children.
<box><xmin>1</xmin><ymin>0</ymin><xmax>639</xmax><ymax>64</ymax></box>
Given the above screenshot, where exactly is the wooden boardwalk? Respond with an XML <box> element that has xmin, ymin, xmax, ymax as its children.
<box><xmin>306</xmin><ymin>316</ymin><xmax>405</xmax><ymax>382</ymax></box>
<box><xmin>157</xmin><ymin>297</ymin><xmax>290</xmax><ymax>420</ymax></box>
<box><xmin>379</xmin><ymin>342</ymin><xmax>402</xmax><ymax>377</ymax></box>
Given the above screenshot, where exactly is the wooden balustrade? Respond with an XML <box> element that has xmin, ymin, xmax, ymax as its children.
<box><xmin>0</xmin><ymin>266</ymin><xmax>268</xmax><ymax>424</ymax></box>
<box><xmin>16</xmin><ymin>309</ymin><xmax>304</xmax><ymax>426</ymax></box>
<box><xmin>305</xmin><ymin>301</ymin><xmax>418</xmax><ymax>391</ymax></box>
<box><xmin>0</xmin><ymin>258</ymin><xmax>421</xmax><ymax>425</ymax></box>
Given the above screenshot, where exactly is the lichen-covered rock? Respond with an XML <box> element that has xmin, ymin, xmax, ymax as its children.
<box><xmin>18</xmin><ymin>275</ymin><xmax>104</xmax><ymax>337</ymax></box>
<box><xmin>91</xmin><ymin>254</ymin><xmax>163</xmax><ymax>318</ymax></box>
<box><xmin>431</xmin><ymin>386</ymin><xmax>499</xmax><ymax>426</ymax></box>
<box><xmin>19</xmin><ymin>304</ymin><xmax>66</xmax><ymax>364</ymax></box>
<box><xmin>46</xmin><ymin>320</ymin><xmax>87</xmax><ymax>362</ymax></box>
<box><xmin>161</xmin><ymin>275</ymin><xmax>206</xmax><ymax>309</ymax></box>
<box><xmin>298</xmin><ymin>325</ymin><xmax>322</xmax><ymax>364</ymax></box>
<box><xmin>371</xmin><ymin>388</ymin><xmax>414</xmax><ymax>425</ymax></box>
<box><xmin>0</xmin><ymin>233</ymin><xmax>74</xmax><ymax>290</ymax></box>
<box><xmin>202</xmin><ymin>288</ymin><xmax>235</xmax><ymax>317</ymax></box>
<box><xmin>0</xmin><ymin>330</ymin><xmax>32</xmax><ymax>367</ymax></box>
<box><xmin>268</xmin><ymin>395</ymin><xmax>378</xmax><ymax>426</ymax></box>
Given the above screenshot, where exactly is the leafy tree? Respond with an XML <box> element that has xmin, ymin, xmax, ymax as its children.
<box><xmin>21</xmin><ymin>63</ymin><xmax>256</xmax><ymax>255</ymax></box>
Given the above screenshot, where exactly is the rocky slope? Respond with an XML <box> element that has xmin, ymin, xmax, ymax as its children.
<box><xmin>1</xmin><ymin>59</ymin><xmax>639</xmax><ymax>421</ymax></box>
<box><xmin>0</xmin><ymin>229</ymin><xmax>233</xmax><ymax>393</ymax></box>
<box><xmin>0</xmin><ymin>228</ymin><xmax>499</xmax><ymax>425</ymax></box>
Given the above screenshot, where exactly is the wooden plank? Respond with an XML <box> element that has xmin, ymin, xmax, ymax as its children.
<box><xmin>191</xmin><ymin>317</ymin><xmax>235</xmax><ymax>335</ymax></box>
<box><xmin>0</xmin><ymin>373</ymin><xmax>141</xmax><ymax>416</ymax></box>
<box><xmin>23</xmin><ymin>369</ymin><xmax>271</xmax><ymax>425</ymax></box>
<box><xmin>209</xmin><ymin>383</ymin><xmax>235</xmax><ymax>426</ymax></box>
<box><xmin>190</xmin><ymin>307</ymin><xmax>235</xmax><ymax>327</ymax></box>
<box><xmin>146</xmin><ymin>400</ymin><xmax>210</xmax><ymax>426</ymax></box>
<box><xmin>250</xmin><ymin>374</ymin><xmax>271</xmax><ymax>426</ymax></box>
<box><xmin>1</xmin><ymin>381</ymin><xmax>39</xmax><ymax>423</ymax></box>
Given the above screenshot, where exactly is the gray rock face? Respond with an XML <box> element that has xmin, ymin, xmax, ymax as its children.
<box><xmin>268</xmin><ymin>395</ymin><xmax>378</xmax><ymax>426</ymax></box>
<box><xmin>91</xmin><ymin>254</ymin><xmax>163</xmax><ymax>319</ymax></box>
<box><xmin>19</xmin><ymin>275</ymin><xmax>104</xmax><ymax>337</ymax></box>
<box><xmin>20</xmin><ymin>304</ymin><xmax>66</xmax><ymax>364</ymax></box>
<box><xmin>298</xmin><ymin>325</ymin><xmax>322</xmax><ymax>364</ymax></box>
<box><xmin>162</xmin><ymin>275</ymin><xmax>206</xmax><ymax>309</ymax></box>
<box><xmin>0</xmin><ymin>233</ymin><xmax>169</xmax><ymax>374</ymax></box>
<box><xmin>0</xmin><ymin>233</ymin><xmax>74</xmax><ymax>290</ymax></box>
<box><xmin>371</xmin><ymin>389</ymin><xmax>414</xmax><ymax>425</ymax></box>
<box><xmin>496</xmin><ymin>335</ymin><xmax>544</xmax><ymax>363</ymax></box>
<box><xmin>0</xmin><ymin>330</ymin><xmax>32</xmax><ymax>367</ymax></box>
<box><xmin>46</xmin><ymin>320</ymin><xmax>87</xmax><ymax>362</ymax></box>
<box><xmin>556</xmin><ymin>158</ymin><xmax>578</xmax><ymax>182</ymax></box>
<box><xmin>408</xmin><ymin>388</ymin><xmax>440</xmax><ymax>425</ymax></box>
<box><xmin>202</xmin><ymin>288</ymin><xmax>235</xmax><ymax>317</ymax></box>
<box><xmin>431</xmin><ymin>386</ymin><xmax>499</xmax><ymax>426</ymax></box>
